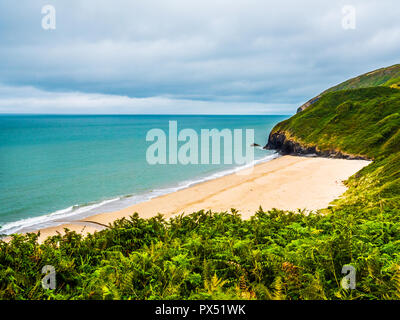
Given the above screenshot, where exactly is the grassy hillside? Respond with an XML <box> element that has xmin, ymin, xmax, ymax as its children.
<box><xmin>325</xmin><ymin>64</ymin><xmax>400</xmax><ymax>92</ymax></box>
<box><xmin>297</xmin><ymin>64</ymin><xmax>400</xmax><ymax>112</ymax></box>
<box><xmin>1</xmin><ymin>67</ymin><xmax>400</xmax><ymax>300</ymax></box>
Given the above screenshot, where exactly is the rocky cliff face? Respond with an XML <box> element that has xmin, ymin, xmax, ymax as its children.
<box><xmin>265</xmin><ymin>131</ymin><xmax>368</xmax><ymax>160</ymax></box>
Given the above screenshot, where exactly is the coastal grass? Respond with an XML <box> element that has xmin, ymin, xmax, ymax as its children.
<box><xmin>324</xmin><ymin>64</ymin><xmax>400</xmax><ymax>93</ymax></box>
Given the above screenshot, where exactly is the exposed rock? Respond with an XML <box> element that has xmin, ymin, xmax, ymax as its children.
<box><xmin>250</xmin><ymin>143</ymin><xmax>261</xmax><ymax>147</ymax></box>
<box><xmin>264</xmin><ymin>131</ymin><xmax>368</xmax><ymax>160</ymax></box>
<box><xmin>265</xmin><ymin>132</ymin><xmax>316</xmax><ymax>155</ymax></box>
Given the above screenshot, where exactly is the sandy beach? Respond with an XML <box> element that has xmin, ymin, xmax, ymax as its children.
<box><xmin>28</xmin><ymin>155</ymin><xmax>370</xmax><ymax>241</ymax></box>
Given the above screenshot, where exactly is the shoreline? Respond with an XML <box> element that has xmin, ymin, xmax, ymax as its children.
<box><xmin>18</xmin><ymin>155</ymin><xmax>370</xmax><ymax>242</ymax></box>
<box><xmin>1</xmin><ymin>152</ymin><xmax>279</xmax><ymax>236</ymax></box>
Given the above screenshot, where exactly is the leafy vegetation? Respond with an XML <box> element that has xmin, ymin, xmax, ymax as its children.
<box><xmin>1</xmin><ymin>205</ymin><xmax>400</xmax><ymax>300</ymax></box>
<box><xmin>1</xmin><ymin>66</ymin><xmax>400</xmax><ymax>300</ymax></box>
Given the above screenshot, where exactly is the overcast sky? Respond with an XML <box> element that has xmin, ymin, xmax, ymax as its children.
<box><xmin>0</xmin><ymin>0</ymin><xmax>399</xmax><ymax>114</ymax></box>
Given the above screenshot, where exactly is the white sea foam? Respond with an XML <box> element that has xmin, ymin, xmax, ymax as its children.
<box><xmin>0</xmin><ymin>152</ymin><xmax>280</xmax><ymax>235</ymax></box>
<box><xmin>0</xmin><ymin>198</ymin><xmax>120</xmax><ymax>235</ymax></box>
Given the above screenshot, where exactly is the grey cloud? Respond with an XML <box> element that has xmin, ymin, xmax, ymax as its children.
<box><xmin>0</xmin><ymin>0</ymin><xmax>399</xmax><ymax>114</ymax></box>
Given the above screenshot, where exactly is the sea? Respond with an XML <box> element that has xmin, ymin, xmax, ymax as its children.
<box><xmin>0</xmin><ymin>114</ymin><xmax>289</xmax><ymax>235</ymax></box>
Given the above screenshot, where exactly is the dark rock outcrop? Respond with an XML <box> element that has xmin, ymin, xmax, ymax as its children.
<box><xmin>265</xmin><ymin>131</ymin><xmax>368</xmax><ymax>160</ymax></box>
<box><xmin>265</xmin><ymin>132</ymin><xmax>316</xmax><ymax>155</ymax></box>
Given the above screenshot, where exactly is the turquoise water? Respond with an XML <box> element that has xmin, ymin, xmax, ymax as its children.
<box><xmin>0</xmin><ymin>115</ymin><xmax>288</xmax><ymax>234</ymax></box>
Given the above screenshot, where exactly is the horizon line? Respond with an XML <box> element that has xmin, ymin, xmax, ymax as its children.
<box><xmin>0</xmin><ymin>113</ymin><xmax>293</xmax><ymax>116</ymax></box>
